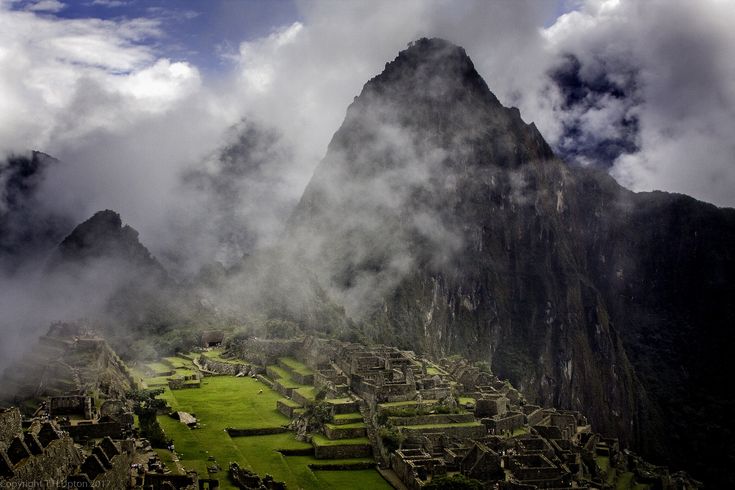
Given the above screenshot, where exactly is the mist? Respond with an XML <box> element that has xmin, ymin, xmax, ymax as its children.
<box><xmin>1</xmin><ymin>0</ymin><xmax>735</xmax><ymax>368</ymax></box>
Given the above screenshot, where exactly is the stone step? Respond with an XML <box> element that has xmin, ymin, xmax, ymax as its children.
<box><xmin>325</xmin><ymin>398</ymin><xmax>359</xmax><ymax>414</ymax></box>
<box><xmin>324</xmin><ymin>422</ymin><xmax>367</xmax><ymax>440</ymax></box>
<box><xmin>331</xmin><ymin>413</ymin><xmax>364</xmax><ymax>425</ymax></box>
<box><xmin>311</xmin><ymin>434</ymin><xmax>372</xmax><ymax>459</ymax></box>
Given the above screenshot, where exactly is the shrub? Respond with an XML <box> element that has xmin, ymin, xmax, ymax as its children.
<box><xmin>379</xmin><ymin>427</ymin><xmax>406</xmax><ymax>452</ymax></box>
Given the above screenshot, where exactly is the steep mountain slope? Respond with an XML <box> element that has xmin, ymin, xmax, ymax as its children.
<box><xmin>287</xmin><ymin>38</ymin><xmax>734</xmax><ymax>485</ymax></box>
<box><xmin>0</xmin><ymin>151</ymin><xmax>72</xmax><ymax>273</ymax></box>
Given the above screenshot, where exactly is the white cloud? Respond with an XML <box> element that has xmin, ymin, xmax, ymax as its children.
<box><xmin>1</xmin><ymin>0</ymin><xmax>734</xmax><ymax>264</ymax></box>
<box><xmin>543</xmin><ymin>0</ymin><xmax>735</xmax><ymax>207</ymax></box>
<box><xmin>90</xmin><ymin>0</ymin><xmax>126</xmax><ymax>7</ymax></box>
<box><xmin>25</xmin><ymin>0</ymin><xmax>64</xmax><ymax>13</ymax></box>
<box><xmin>0</xmin><ymin>8</ymin><xmax>205</xmax><ymax>153</ymax></box>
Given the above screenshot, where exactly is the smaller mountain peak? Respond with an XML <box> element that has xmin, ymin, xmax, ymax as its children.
<box><xmin>82</xmin><ymin>209</ymin><xmax>123</xmax><ymax>230</ymax></box>
<box><xmin>52</xmin><ymin>209</ymin><xmax>161</xmax><ymax>273</ymax></box>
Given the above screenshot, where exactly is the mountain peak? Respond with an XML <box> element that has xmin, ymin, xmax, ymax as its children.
<box><xmin>53</xmin><ymin>209</ymin><xmax>162</xmax><ymax>272</ymax></box>
<box><xmin>356</xmin><ymin>37</ymin><xmax>500</xmax><ymax>110</ymax></box>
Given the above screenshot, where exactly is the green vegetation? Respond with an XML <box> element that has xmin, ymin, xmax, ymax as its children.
<box><xmin>295</xmin><ymin>386</ymin><xmax>316</xmax><ymax>401</ymax></box>
<box><xmin>616</xmin><ymin>472</ymin><xmax>635</xmax><ymax>490</ymax></box>
<box><xmin>474</xmin><ymin>361</ymin><xmax>491</xmax><ymax>374</ymax></box>
<box><xmin>379</xmin><ymin>399</ymin><xmax>437</xmax><ymax>407</ymax></box>
<box><xmin>424</xmin><ymin>473</ymin><xmax>483</xmax><ymax>489</ymax></box>
<box><xmin>280</xmin><ymin>357</ymin><xmax>314</xmax><ymax>376</ymax></box>
<box><xmin>511</xmin><ymin>426</ymin><xmax>529</xmax><ymax>437</ymax></box>
<box><xmin>279</xmin><ymin>398</ymin><xmax>301</xmax><ymax>408</ymax></box>
<box><xmin>311</xmin><ymin>434</ymin><xmax>371</xmax><ymax>447</ymax></box>
<box><xmin>164</xmin><ymin>357</ymin><xmax>194</xmax><ymax>369</ymax></box>
<box><xmin>136</xmin><ymin>357</ymin><xmax>389</xmax><ymax>490</ymax></box>
<box><xmin>333</xmin><ymin>413</ymin><xmax>363</xmax><ymax>422</ymax></box>
<box><xmin>201</xmin><ymin>348</ymin><xmax>239</xmax><ymax>363</ymax></box>
<box><xmin>378</xmin><ymin>427</ymin><xmax>406</xmax><ymax>451</ymax></box>
<box><xmin>162</xmin><ymin>377</ymin><xmax>288</xmax><ymax>429</ymax></box>
<box><xmin>426</xmin><ymin>365</ymin><xmax>447</xmax><ymax>375</ymax></box>
<box><xmin>325</xmin><ymin>422</ymin><xmax>366</xmax><ymax>430</ymax></box>
<box><xmin>313</xmin><ymin>470</ymin><xmax>389</xmax><ymax>489</ymax></box>
<box><xmin>131</xmin><ymin>388</ymin><xmax>168</xmax><ymax>448</ymax></box>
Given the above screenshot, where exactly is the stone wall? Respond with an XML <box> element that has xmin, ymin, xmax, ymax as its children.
<box><xmin>62</xmin><ymin>421</ymin><xmax>124</xmax><ymax>440</ymax></box>
<box><xmin>277</xmin><ymin>400</ymin><xmax>299</xmax><ymax>418</ymax></box>
<box><xmin>526</xmin><ymin>409</ymin><xmax>546</xmax><ymax>427</ymax></box>
<box><xmin>272</xmin><ymin>380</ymin><xmax>293</xmax><ymax>398</ymax></box>
<box><xmin>400</xmin><ymin>424</ymin><xmax>486</xmax><ymax>440</ymax></box>
<box><xmin>50</xmin><ymin>396</ymin><xmax>93</xmax><ymax>418</ymax></box>
<box><xmin>486</xmin><ymin>412</ymin><xmax>525</xmax><ymax>434</ymax></box>
<box><xmin>1</xmin><ymin>424</ymin><xmax>83</xmax><ymax>485</ymax></box>
<box><xmin>0</xmin><ymin>409</ymin><xmax>22</xmax><ymax>451</ymax></box>
<box><xmin>291</xmin><ymin>372</ymin><xmax>314</xmax><ymax>385</ymax></box>
<box><xmin>198</xmin><ymin>356</ymin><xmax>249</xmax><ymax>376</ymax></box>
<box><xmin>313</xmin><ymin>442</ymin><xmax>372</xmax><ymax>459</ymax></box>
<box><xmin>388</xmin><ymin>413</ymin><xmax>476</xmax><ymax>426</ymax></box>
<box><xmin>324</xmin><ymin>425</ymin><xmax>367</xmax><ymax>440</ymax></box>
<box><xmin>73</xmin><ymin>438</ymin><xmax>133</xmax><ymax>490</ymax></box>
<box><xmin>549</xmin><ymin>413</ymin><xmax>577</xmax><ymax>441</ymax></box>
<box><xmin>229</xmin><ymin>338</ymin><xmax>300</xmax><ymax>366</ymax></box>
<box><xmin>291</xmin><ymin>390</ymin><xmax>312</xmax><ymax>407</ymax></box>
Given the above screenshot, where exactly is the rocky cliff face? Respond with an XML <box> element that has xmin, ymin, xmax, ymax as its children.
<box><xmin>287</xmin><ymin>38</ymin><xmax>734</xmax><ymax>485</ymax></box>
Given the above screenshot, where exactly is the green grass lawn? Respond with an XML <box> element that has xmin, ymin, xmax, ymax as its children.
<box><xmin>144</xmin><ymin>376</ymin><xmax>171</xmax><ymax>387</ymax></box>
<box><xmin>143</xmin><ymin>366</ymin><xmax>388</xmax><ymax>490</ymax></box>
<box><xmin>154</xmin><ymin>447</ymin><xmax>181</xmax><ymax>474</ymax></box>
<box><xmin>458</xmin><ymin>397</ymin><xmax>475</xmax><ymax>405</ymax></box>
<box><xmin>426</xmin><ymin>365</ymin><xmax>447</xmax><ymax>376</ymax></box>
<box><xmin>279</xmin><ymin>398</ymin><xmax>302</xmax><ymax>408</ymax></box>
<box><xmin>511</xmin><ymin>427</ymin><xmax>529</xmax><ymax>437</ymax></box>
<box><xmin>164</xmin><ymin>356</ymin><xmax>195</xmax><ymax>369</ymax></box>
<box><xmin>280</xmin><ymin>357</ymin><xmax>314</xmax><ymax>376</ymax></box>
<box><xmin>164</xmin><ymin>377</ymin><xmax>289</xmax><ymax>429</ymax></box>
<box><xmin>616</xmin><ymin>471</ymin><xmax>634</xmax><ymax>490</ymax></box>
<box><xmin>333</xmin><ymin>413</ymin><xmax>363</xmax><ymax>422</ymax></box>
<box><xmin>325</xmin><ymin>422</ymin><xmax>366</xmax><ymax>430</ymax></box>
<box><xmin>294</xmin><ymin>386</ymin><xmax>316</xmax><ymax>401</ymax></box>
<box><xmin>311</xmin><ymin>434</ymin><xmax>370</xmax><ymax>447</ymax></box>
<box><xmin>267</xmin><ymin>365</ymin><xmax>306</xmax><ymax>389</ymax></box>
<box><xmin>314</xmin><ymin>469</ymin><xmax>390</xmax><ymax>489</ymax></box>
<box><xmin>597</xmin><ymin>455</ymin><xmax>610</xmax><ymax>473</ymax></box>
<box><xmin>201</xmin><ymin>349</ymin><xmax>244</xmax><ymax>364</ymax></box>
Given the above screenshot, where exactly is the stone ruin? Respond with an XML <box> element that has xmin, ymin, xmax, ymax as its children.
<box><xmin>0</xmin><ymin>408</ymin><xmax>133</xmax><ymax>488</ymax></box>
<box><xmin>200</xmin><ymin>330</ymin><xmax>225</xmax><ymax>348</ymax></box>
<box><xmin>225</xmin><ymin>335</ymin><xmax>703</xmax><ymax>490</ymax></box>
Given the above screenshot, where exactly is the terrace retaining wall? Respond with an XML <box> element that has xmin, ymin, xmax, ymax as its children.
<box><xmin>313</xmin><ymin>443</ymin><xmax>372</xmax><ymax>459</ymax></box>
